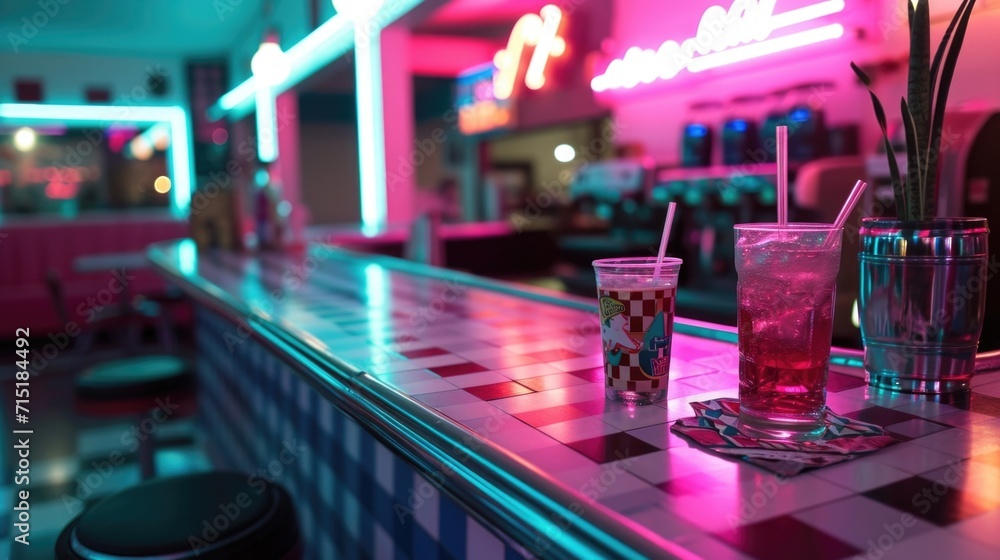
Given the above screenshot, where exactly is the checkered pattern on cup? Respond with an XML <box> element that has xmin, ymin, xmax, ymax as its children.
<box><xmin>599</xmin><ymin>287</ymin><xmax>676</xmax><ymax>393</ymax></box>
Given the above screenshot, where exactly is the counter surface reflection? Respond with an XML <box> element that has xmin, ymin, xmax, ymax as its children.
<box><xmin>150</xmin><ymin>240</ymin><xmax>1000</xmax><ymax>560</ymax></box>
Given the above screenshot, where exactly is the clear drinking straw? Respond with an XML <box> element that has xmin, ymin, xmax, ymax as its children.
<box><xmin>832</xmin><ymin>180</ymin><xmax>869</xmax><ymax>231</ymax></box>
<box><xmin>776</xmin><ymin>125</ymin><xmax>789</xmax><ymax>228</ymax></box>
<box><xmin>823</xmin><ymin>180</ymin><xmax>869</xmax><ymax>250</ymax></box>
<box><xmin>654</xmin><ymin>201</ymin><xmax>677</xmax><ymax>282</ymax></box>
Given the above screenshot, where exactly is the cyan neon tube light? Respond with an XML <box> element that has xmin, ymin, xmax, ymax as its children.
<box><xmin>0</xmin><ymin>103</ymin><xmax>192</xmax><ymax>217</ymax></box>
<box><xmin>254</xmin><ymin>87</ymin><xmax>279</xmax><ymax>163</ymax></box>
<box><xmin>212</xmin><ymin>16</ymin><xmax>352</xmax><ymax>120</ymax></box>
<box><xmin>251</xmin><ymin>38</ymin><xmax>290</xmax><ymax>163</ymax></box>
<box><xmin>213</xmin><ymin>0</ymin><xmax>424</xmax><ymax>233</ymax></box>
<box><xmin>591</xmin><ymin>0</ymin><xmax>846</xmax><ymax>92</ymax></box>
<box><xmin>210</xmin><ymin>0</ymin><xmax>423</xmax><ymax>120</ymax></box>
<box><xmin>334</xmin><ymin>0</ymin><xmax>393</xmax><ymax>234</ymax></box>
<box><xmin>355</xmin><ymin>30</ymin><xmax>388</xmax><ymax>235</ymax></box>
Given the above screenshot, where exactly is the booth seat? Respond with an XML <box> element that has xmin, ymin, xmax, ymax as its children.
<box><xmin>0</xmin><ymin>215</ymin><xmax>187</xmax><ymax>335</ymax></box>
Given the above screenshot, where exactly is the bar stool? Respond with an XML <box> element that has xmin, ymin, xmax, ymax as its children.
<box><xmin>48</xmin><ymin>269</ymin><xmax>195</xmax><ymax>477</ymax></box>
<box><xmin>55</xmin><ymin>472</ymin><xmax>302</xmax><ymax>559</ymax></box>
<box><xmin>75</xmin><ymin>355</ymin><xmax>195</xmax><ymax>479</ymax></box>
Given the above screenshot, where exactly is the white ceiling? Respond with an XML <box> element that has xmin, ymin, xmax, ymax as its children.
<box><xmin>0</xmin><ymin>0</ymin><xmax>266</xmax><ymax>56</ymax></box>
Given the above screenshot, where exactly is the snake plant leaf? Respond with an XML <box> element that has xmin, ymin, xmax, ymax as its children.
<box><xmin>852</xmin><ymin>62</ymin><xmax>906</xmax><ymax>219</ymax></box>
<box><xmin>931</xmin><ymin>0</ymin><xmax>973</xmax><ymax>94</ymax></box>
<box><xmin>927</xmin><ymin>0</ymin><xmax>978</xmax><ymax>219</ymax></box>
<box><xmin>908</xmin><ymin>0</ymin><xmax>931</xmax><ymax>202</ymax></box>
<box><xmin>901</xmin><ymin>98</ymin><xmax>926</xmax><ymax>220</ymax></box>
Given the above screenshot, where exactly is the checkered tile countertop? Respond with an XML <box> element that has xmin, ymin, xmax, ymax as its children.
<box><xmin>150</xmin><ymin>241</ymin><xmax>1000</xmax><ymax>560</ymax></box>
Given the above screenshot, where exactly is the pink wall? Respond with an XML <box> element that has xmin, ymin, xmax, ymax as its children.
<box><xmin>275</xmin><ymin>91</ymin><xmax>309</xmax><ymax>246</ymax></box>
<box><xmin>513</xmin><ymin>0</ymin><xmax>614</xmax><ymax>130</ymax></box>
<box><xmin>410</xmin><ymin>35</ymin><xmax>503</xmax><ymax>77</ymax></box>
<box><xmin>383</xmin><ymin>25</ymin><xmax>418</xmax><ymax>226</ymax></box>
<box><xmin>599</xmin><ymin>0</ymin><xmax>1000</xmax><ymax>165</ymax></box>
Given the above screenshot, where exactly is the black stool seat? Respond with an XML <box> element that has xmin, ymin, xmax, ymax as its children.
<box><xmin>77</xmin><ymin>355</ymin><xmax>191</xmax><ymax>400</ymax></box>
<box><xmin>56</xmin><ymin>472</ymin><xmax>300</xmax><ymax>559</ymax></box>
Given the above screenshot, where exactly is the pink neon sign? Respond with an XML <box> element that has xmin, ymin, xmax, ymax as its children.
<box><xmin>493</xmin><ymin>5</ymin><xmax>567</xmax><ymax>100</ymax></box>
<box><xmin>592</xmin><ymin>0</ymin><xmax>845</xmax><ymax>92</ymax></box>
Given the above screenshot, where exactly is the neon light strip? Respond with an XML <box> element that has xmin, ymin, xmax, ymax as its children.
<box><xmin>689</xmin><ymin>24</ymin><xmax>844</xmax><ymax>73</ymax></box>
<box><xmin>0</xmin><ymin>103</ymin><xmax>192</xmax><ymax>217</ymax></box>
<box><xmin>524</xmin><ymin>5</ymin><xmax>564</xmax><ymax>91</ymax></box>
<box><xmin>493</xmin><ymin>14</ymin><xmax>542</xmax><ymax>100</ymax></box>
<box><xmin>211</xmin><ymin>0</ymin><xmax>423</xmax><ymax>120</ymax></box>
<box><xmin>768</xmin><ymin>0</ymin><xmax>845</xmax><ymax>29</ymax></box>
<box><xmin>494</xmin><ymin>5</ymin><xmax>565</xmax><ymax>99</ymax></box>
<box><xmin>356</xmin><ymin>27</ymin><xmax>388</xmax><ymax>234</ymax></box>
<box><xmin>592</xmin><ymin>0</ymin><xmax>846</xmax><ymax>91</ymax></box>
<box><xmin>255</xmin><ymin>86</ymin><xmax>278</xmax><ymax>163</ymax></box>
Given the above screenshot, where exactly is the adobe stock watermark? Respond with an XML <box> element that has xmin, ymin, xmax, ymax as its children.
<box><xmin>857</xmin><ymin>459</ymin><xmax>965</xmax><ymax>560</ymax></box>
<box><xmin>223</xmin><ymin>244</ymin><xmax>336</xmax><ymax>352</ymax></box>
<box><xmin>386</xmin><ymin>127</ymin><xmax>450</xmax><ymax>194</ymax></box>
<box><xmin>360</xmin><ymin>278</ymin><xmax>469</xmax><ymax>371</ymax></box>
<box><xmin>527</xmin><ymin>450</ymin><xmax>636</xmax><ymax>559</ymax></box>
<box><xmin>724</xmin><ymin>469</ymin><xmax>796</xmax><ymax>530</ymax></box>
<box><xmin>879</xmin><ymin>252</ymin><xmax>999</xmax><ymax>373</ymax></box>
<box><xmin>213</xmin><ymin>0</ymin><xmax>246</xmax><ymax>21</ymax></box>
<box><xmin>61</xmin><ymin>396</ymin><xmax>180</xmax><ymax>514</ymax></box>
<box><xmin>510</xmin><ymin>120</ymin><xmax>631</xmax><ymax>232</ymax></box>
<box><xmin>385</xmin><ymin>99</ymin><xmax>471</xmax><ymax>194</ymax></box>
<box><xmin>876</xmin><ymin>0</ymin><xmax>930</xmax><ymax>40</ymax></box>
<box><xmin>725</xmin><ymin>83</ymin><xmax>836</xmax><ymax>197</ymax></box>
<box><xmin>840</xmin><ymin>125</ymin><xmax>964</xmax><ymax>245</ymax></box>
<box><xmin>393</xmin><ymin>406</ymin><xmax>507</xmax><ymax>524</ymax></box>
<box><xmin>187</xmin><ymin>438</ymin><xmax>308</xmax><ymax>555</ymax></box>
<box><xmin>7</xmin><ymin>0</ymin><xmax>71</xmax><ymax>53</ymax></box>
<box><xmin>347</xmin><ymin>0</ymin><xmax>419</xmax><ymax>43</ymax></box>
<box><xmin>32</xmin><ymin>64</ymin><xmax>172</xmax><ymax>189</ymax></box>
<box><xmin>190</xmin><ymin>108</ymin><xmax>295</xmax><ymax>216</ymax></box>
<box><xmin>564</xmin><ymin>316</ymin><xmax>602</xmax><ymax>355</ymax></box>
<box><xmin>30</xmin><ymin>268</ymin><xmax>137</xmax><ymax>373</ymax></box>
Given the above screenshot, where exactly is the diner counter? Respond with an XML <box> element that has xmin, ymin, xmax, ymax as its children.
<box><xmin>149</xmin><ymin>239</ymin><xmax>1000</xmax><ymax>560</ymax></box>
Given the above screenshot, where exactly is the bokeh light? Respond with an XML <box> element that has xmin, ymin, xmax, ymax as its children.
<box><xmin>212</xmin><ymin>128</ymin><xmax>229</xmax><ymax>145</ymax></box>
<box><xmin>131</xmin><ymin>138</ymin><xmax>154</xmax><ymax>161</ymax></box>
<box><xmin>14</xmin><ymin>127</ymin><xmax>36</xmax><ymax>152</ymax></box>
<box><xmin>154</xmin><ymin>176</ymin><xmax>172</xmax><ymax>193</ymax></box>
<box><xmin>554</xmin><ymin>144</ymin><xmax>576</xmax><ymax>163</ymax></box>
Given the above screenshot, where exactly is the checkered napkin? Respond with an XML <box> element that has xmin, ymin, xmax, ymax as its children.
<box><xmin>670</xmin><ymin>399</ymin><xmax>899</xmax><ymax>476</ymax></box>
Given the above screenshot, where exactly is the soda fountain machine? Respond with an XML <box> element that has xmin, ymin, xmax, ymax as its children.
<box><xmin>556</xmin><ymin>158</ymin><xmax>664</xmax><ymax>295</ymax></box>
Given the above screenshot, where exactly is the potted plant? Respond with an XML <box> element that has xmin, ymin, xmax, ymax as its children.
<box><xmin>853</xmin><ymin>0</ymin><xmax>989</xmax><ymax>393</ymax></box>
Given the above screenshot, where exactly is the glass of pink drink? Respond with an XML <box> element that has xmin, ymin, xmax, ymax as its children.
<box><xmin>734</xmin><ymin>224</ymin><xmax>843</xmax><ymax>441</ymax></box>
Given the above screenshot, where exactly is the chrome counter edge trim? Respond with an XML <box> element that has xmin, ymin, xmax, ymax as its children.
<box><xmin>282</xmin><ymin>329</ymin><xmax>692</xmax><ymax>560</ymax></box>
